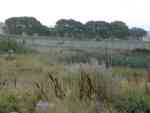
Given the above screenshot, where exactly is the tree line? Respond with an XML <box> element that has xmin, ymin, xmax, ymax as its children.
<box><xmin>4</xmin><ymin>17</ymin><xmax>147</xmax><ymax>40</ymax></box>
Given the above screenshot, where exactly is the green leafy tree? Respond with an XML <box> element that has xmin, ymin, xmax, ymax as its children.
<box><xmin>5</xmin><ymin>17</ymin><xmax>50</xmax><ymax>36</ymax></box>
<box><xmin>85</xmin><ymin>21</ymin><xmax>112</xmax><ymax>39</ymax></box>
<box><xmin>110</xmin><ymin>21</ymin><xmax>129</xmax><ymax>39</ymax></box>
<box><xmin>129</xmin><ymin>27</ymin><xmax>147</xmax><ymax>39</ymax></box>
<box><xmin>55</xmin><ymin>19</ymin><xmax>85</xmax><ymax>38</ymax></box>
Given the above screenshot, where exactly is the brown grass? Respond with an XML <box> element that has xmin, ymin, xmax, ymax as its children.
<box><xmin>0</xmin><ymin>53</ymin><xmax>148</xmax><ymax>113</ymax></box>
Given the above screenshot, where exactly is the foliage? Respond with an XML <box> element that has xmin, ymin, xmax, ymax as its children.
<box><xmin>132</xmin><ymin>48</ymin><xmax>150</xmax><ymax>54</ymax></box>
<box><xmin>0</xmin><ymin>93</ymin><xmax>19</xmax><ymax>113</ymax></box>
<box><xmin>0</xmin><ymin>39</ymin><xmax>33</xmax><ymax>54</ymax></box>
<box><xmin>85</xmin><ymin>21</ymin><xmax>112</xmax><ymax>39</ymax></box>
<box><xmin>0</xmin><ymin>53</ymin><xmax>149</xmax><ymax>113</ymax></box>
<box><xmin>54</xmin><ymin>19</ymin><xmax>132</xmax><ymax>39</ymax></box>
<box><xmin>55</xmin><ymin>19</ymin><xmax>85</xmax><ymax>38</ymax></box>
<box><xmin>129</xmin><ymin>27</ymin><xmax>147</xmax><ymax>39</ymax></box>
<box><xmin>5</xmin><ymin>17</ymin><xmax>50</xmax><ymax>36</ymax></box>
<box><xmin>113</xmin><ymin>91</ymin><xmax>150</xmax><ymax>113</ymax></box>
<box><xmin>61</xmin><ymin>48</ymin><xmax>149</xmax><ymax>68</ymax></box>
<box><xmin>111</xmin><ymin>55</ymin><xmax>148</xmax><ymax>68</ymax></box>
<box><xmin>110</xmin><ymin>21</ymin><xmax>129</xmax><ymax>39</ymax></box>
<box><xmin>5</xmin><ymin>17</ymin><xmax>147</xmax><ymax>39</ymax></box>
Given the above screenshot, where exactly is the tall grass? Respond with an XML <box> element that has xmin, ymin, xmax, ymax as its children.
<box><xmin>0</xmin><ymin>49</ymin><xmax>149</xmax><ymax>113</ymax></box>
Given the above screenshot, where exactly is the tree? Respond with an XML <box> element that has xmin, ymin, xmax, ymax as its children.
<box><xmin>85</xmin><ymin>21</ymin><xmax>111</xmax><ymax>39</ymax></box>
<box><xmin>129</xmin><ymin>27</ymin><xmax>147</xmax><ymax>39</ymax></box>
<box><xmin>5</xmin><ymin>17</ymin><xmax>50</xmax><ymax>36</ymax></box>
<box><xmin>110</xmin><ymin>21</ymin><xmax>129</xmax><ymax>39</ymax></box>
<box><xmin>55</xmin><ymin>19</ymin><xmax>85</xmax><ymax>38</ymax></box>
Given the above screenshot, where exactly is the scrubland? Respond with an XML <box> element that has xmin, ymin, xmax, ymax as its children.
<box><xmin>0</xmin><ymin>47</ymin><xmax>149</xmax><ymax>113</ymax></box>
<box><xmin>0</xmin><ymin>39</ymin><xmax>150</xmax><ymax>113</ymax></box>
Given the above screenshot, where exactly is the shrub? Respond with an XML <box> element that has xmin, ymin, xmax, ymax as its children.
<box><xmin>132</xmin><ymin>48</ymin><xmax>150</xmax><ymax>54</ymax></box>
<box><xmin>0</xmin><ymin>39</ymin><xmax>33</xmax><ymax>54</ymax></box>
<box><xmin>113</xmin><ymin>90</ymin><xmax>150</xmax><ymax>113</ymax></box>
<box><xmin>111</xmin><ymin>55</ymin><xmax>148</xmax><ymax>68</ymax></box>
<box><xmin>0</xmin><ymin>93</ymin><xmax>19</xmax><ymax>113</ymax></box>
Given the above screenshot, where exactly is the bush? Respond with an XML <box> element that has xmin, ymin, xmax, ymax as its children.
<box><xmin>111</xmin><ymin>55</ymin><xmax>148</xmax><ymax>68</ymax></box>
<box><xmin>0</xmin><ymin>94</ymin><xmax>19</xmax><ymax>113</ymax></box>
<box><xmin>0</xmin><ymin>39</ymin><xmax>33</xmax><ymax>54</ymax></box>
<box><xmin>132</xmin><ymin>48</ymin><xmax>150</xmax><ymax>54</ymax></box>
<box><xmin>63</xmin><ymin>49</ymin><xmax>149</xmax><ymax>68</ymax></box>
<box><xmin>113</xmin><ymin>90</ymin><xmax>150</xmax><ymax>113</ymax></box>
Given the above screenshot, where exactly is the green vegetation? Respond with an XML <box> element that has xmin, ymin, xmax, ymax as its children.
<box><xmin>62</xmin><ymin>48</ymin><xmax>150</xmax><ymax>68</ymax></box>
<box><xmin>0</xmin><ymin>46</ymin><xmax>148</xmax><ymax>113</ymax></box>
<box><xmin>0</xmin><ymin>53</ymin><xmax>149</xmax><ymax>113</ymax></box>
<box><xmin>0</xmin><ymin>19</ymin><xmax>149</xmax><ymax>112</ymax></box>
<box><xmin>0</xmin><ymin>39</ymin><xmax>33</xmax><ymax>54</ymax></box>
<box><xmin>4</xmin><ymin>17</ymin><xmax>147</xmax><ymax>40</ymax></box>
<box><xmin>5</xmin><ymin>17</ymin><xmax>50</xmax><ymax>36</ymax></box>
<box><xmin>0</xmin><ymin>93</ymin><xmax>19</xmax><ymax>113</ymax></box>
<box><xmin>129</xmin><ymin>27</ymin><xmax>147</xmax><ymax>39</ymax></box>
<box><xmin>113</xmin><ymin>91</ymin><xmax>150</xmax><ymax>113</ymax></box>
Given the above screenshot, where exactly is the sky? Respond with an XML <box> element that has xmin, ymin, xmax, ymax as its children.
<box><xmin>0</xmin><ymin>0</ymin><xmax>150</xmax><ymax>30</ymax></box>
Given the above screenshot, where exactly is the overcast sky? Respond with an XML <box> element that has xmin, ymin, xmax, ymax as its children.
<box><xmin>0</xmin><ymin>0</ymin><xmax>150</xmax><ymax>30</ymax></box>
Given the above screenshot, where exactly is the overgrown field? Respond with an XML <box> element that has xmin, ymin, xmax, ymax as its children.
<box><xmin>0</xmin><ymin>39</ymin><xmax>150</xmax><ymax>113</ymax></box>
<box><xmin>0</xmin><ymin>50</ymin><xmax>149</xmax><ymax>113</ymax></box>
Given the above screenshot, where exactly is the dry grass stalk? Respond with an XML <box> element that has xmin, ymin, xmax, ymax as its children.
<box><xmin>47</xmin><ymin>72</ymin><xmax>65</xmax><ymax>99</ymax></box>
<box><xmin>34</xmin><ymin>81</ymin><xmax>49</xmax><ymax>100</ymax></box>
<box><xmin>79</xmin><ymin>70</ymin><xmax>96</xmax><ymax>100</ymax></box>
